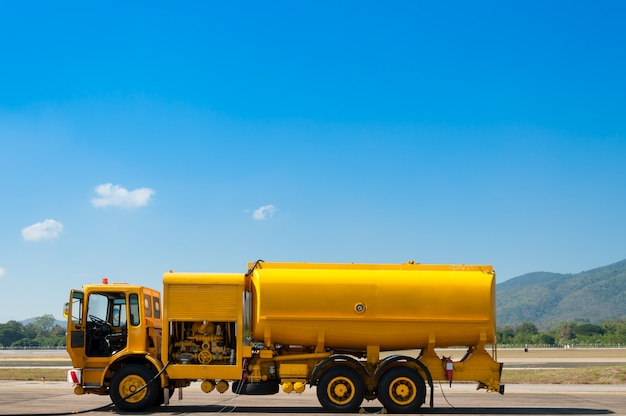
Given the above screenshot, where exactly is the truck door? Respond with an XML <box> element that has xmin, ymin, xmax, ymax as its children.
<box><xmin>65</xmin><ymin>290</ymin><xmax>85</xmax><ymax>364</ymax></box>
<box><xmin>85</xmin><ymin>292</ymin><xmax>130</xmax><ymax>357</ymax></box>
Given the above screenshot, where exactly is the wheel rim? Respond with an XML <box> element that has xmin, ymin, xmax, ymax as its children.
<box><xmin>118</xmin><ymin>374</ymin><xmax>148</xmax><ymax>404</ymax></box>
<box><xmin>327</xmin><ymin>376</ymin><xmax>356</xmax><ymax>405</ymax></box>
<box><xmin>388</xmin><ymin>376</ymin><xmax>417</xmax><ymax>405</ymax></box>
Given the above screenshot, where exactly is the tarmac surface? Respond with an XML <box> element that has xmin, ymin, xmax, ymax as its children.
<box><xmin>1</xmin><ymin>349</ymin><xmax>626</xmax><ymax>415</ymax></box>
<box><xmin>1</xmin><ymin>380</ymin><xmax>625</xmax><ymax>416</ymax></box>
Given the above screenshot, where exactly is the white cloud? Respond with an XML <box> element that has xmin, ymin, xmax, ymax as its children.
<box><xmin>253</xmin><ymin>204</ymin><xmax>276</xmax><ymax>220</ymax></box>
<box><xmin>0</xmin><ymin>267</ymin><xmax>5</xmax><ymax>278</ymax></box>
<box><xmin>21</xmin><ymin>219</ymin><xmax>64</xmax><ymax>241</ymax></box>
<box><xmin>91</xmin><ymin>183</ymin><xmax>155</xmax><ymax>208</ymax></box>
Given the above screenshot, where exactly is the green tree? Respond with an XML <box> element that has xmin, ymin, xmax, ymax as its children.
<box><xmin>1</xmin><ymin>316</ymin><xmax>67</xmax><ymax>348</ymax></box>
<box><xmin>516</xmin><ymin>322</ymin><xmax>539</xmax><ymax>335</ymax></box>
<box><xmin>11</xmin><ymin>337</ymin><xmax>40</xmax><ymax>348</ymax></box>
<box><xmin>0</xmin><ymin>321</ymin><xmax>26</xmax><ymax>347</ymax></box>
<box><xmin>574</xmin><ymin>323</ymin><xmax>605</xmax><ymax>337</ymax></box>
<box><xmin>552</xmin><ymin>322</ymin><xmax>576</xmax><ymax>344</ymax></box>
<box><xmin>497</xmin><ymin>326</ymin><xmax>515</xmax><ymax>344</ymax></box>
<box><xmin>31</xmin><ymin>314</ymin><xmax>57</xmax><ymax>337</ymax></box>
<box><xmin>533</xmin><ymin>333</ymin><xmax>556</xmax><ymax>345</ymax></box>
<box><xmin>615</xmin><ymin>319</ymin><xmax>626</xmax><ymax>338</ymax></box>
<box><xmin>513</xmin><ymin>322</ymin><xmax>539</xmax><ymax>345</ymax></box>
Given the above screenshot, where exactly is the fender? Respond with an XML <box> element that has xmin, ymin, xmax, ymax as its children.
<box><xmin>309</xmin><ymin>355</ymin><xmax>369</xmax><ymax>386</ymax></box>
<box><xmin>102</xmin><ymin>352</ymin><xmax>169</xmax><ymax>388</ymax></box>
<box><xmin>374</xmin><ymin>355</ymin><xmax>434</xmax><ymax>408</ymax></box>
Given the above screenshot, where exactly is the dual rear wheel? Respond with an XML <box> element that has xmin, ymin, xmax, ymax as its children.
<box><xmin>317</xmin><ymin>367</ymin><xmax>365</xmax><ymax>412</ymax></box>
<box><xmin>316</xmin><ymin>366</ymin><xmax>426</xmax><ymax>413</ymax></box>
<box><xmin>377</xmin><ymin>367</ymin><xmax>426</xmax><ymax>413</ymax></box>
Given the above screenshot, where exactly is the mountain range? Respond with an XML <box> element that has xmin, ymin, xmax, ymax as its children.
<box><xmin>496</xmin><ymin>259</ymin><xmax>626</xmax><ymax>330</ymax></box>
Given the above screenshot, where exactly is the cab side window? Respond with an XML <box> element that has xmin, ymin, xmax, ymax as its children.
<box><xmin>153</xmin><ymin>296</ymin><xmax>161</xmax><ymax>319</ymax></box>
<box><xmin>144</xmin><ymin>294</ymin><xmax>152</xmax><ymax>318</ymax></box>
<box><xmin>111</xmin><ymin>299</ymin><xmax>127</xmax><ymax>327</ymax></box>
<box><xmin>129</xmin><ymin>294</ymin><xmax>140</xmax><ymax>326</ymax></box>
<box><xmin>71</xmin><ymin>292</ymin><xmax>84</xmax><ymax>325</ymax></box>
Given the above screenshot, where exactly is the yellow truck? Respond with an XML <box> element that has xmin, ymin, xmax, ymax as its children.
<box><xmin>65</xmin><ymin>261</ymin><xmax>504</xmax><ymax>413</ymax></box>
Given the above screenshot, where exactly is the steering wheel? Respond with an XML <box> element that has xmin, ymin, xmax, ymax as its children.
<box><xmin>89</xmin><ymin>314</ymin><xmax>111</xmax><ymax>329</ymax></box>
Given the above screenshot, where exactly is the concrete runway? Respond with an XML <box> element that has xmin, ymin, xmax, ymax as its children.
<box><xmin>1</xmin><ymin>350</ymin><xmax>625</xmax><ymax>415</ymax></box>
<box><xmin>0</xmin><ymin>380</ymin><xmax>625</xmax><ymax>416</ymax></box>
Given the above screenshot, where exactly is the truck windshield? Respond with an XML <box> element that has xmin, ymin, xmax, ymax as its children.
<box><xmin>87</xmin><ymin>293</ymin><xmax>110</xmax><ymax>323</ymax></box>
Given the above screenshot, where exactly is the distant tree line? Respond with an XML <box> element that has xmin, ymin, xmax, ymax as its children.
<box><xmin>0</xmin><ymin>315</ymin><xmax>65</xmax><ymax>348</ymax></box>
<box><xmin>3</xmin><ymin>315</ymin><xmax>626</xmax><ymax>349</ymax></box>
<box><xmin>497</xmin><ymin>319</ymin><xmax>626</xmax><ymax>346</ymax></box>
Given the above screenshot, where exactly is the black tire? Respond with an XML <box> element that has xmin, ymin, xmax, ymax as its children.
<box><xmin>232</xmin><ymin>380</ymin><xmax>280</xmax><ymax>395</ymax></box>
<box><xmin>110</xmin><ymin>364</ymin><xmax>159</xmax><ymax>411</ymax></box>
<box><xmin>377</xmin><ymin>366</ymin><xmax>426</xmax><ymax>414</ymax></box>
<box><xmin>316</xmin><ymin>367</ymin><xmax>365</xmax><ymax>412</ymax></box>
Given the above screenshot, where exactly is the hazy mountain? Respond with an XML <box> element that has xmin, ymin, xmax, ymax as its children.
<box><xmin>496</xmin><ymin>259</ymin><xmax>626</xmax><ymax>329</ymax></box>
<box><xmin>21</xmin><ymin>317</ymin><xmax>65</xmax><ymax>328</ymax></box>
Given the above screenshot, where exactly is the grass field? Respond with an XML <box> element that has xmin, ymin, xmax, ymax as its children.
<box><xmin>501</xmin><ymin>365</ymin><xmax>626</xmax><ymax>384</ymax></box>
<box><xmin>496</xmin><ymin>347</ymin><xmax>626</xmax><ymax>359</ymax></box>
<box><xmin>497</xmin><ymin>347</ymin><xmax>626</xmax><ymax>384</ymax></box>
<box><xmin>0</xmin><ymin>368</ymin><xmax>68</xmax><ymax>381</ymax></box>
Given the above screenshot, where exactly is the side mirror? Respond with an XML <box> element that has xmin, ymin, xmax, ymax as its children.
<box><xmin>63</xmin><ymin>302</ymin><xmax>69</xmax><ymax>319</ymax></box>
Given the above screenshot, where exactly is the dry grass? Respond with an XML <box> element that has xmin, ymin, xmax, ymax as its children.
<box><xmin>502</xmin><ymin>365</ymin><xmax>626</xmax><ymax>384</ymax></box>
<box><xmin>496</xmin><ymin>348</ymin><xmax>626</xmax><ymax>359</ymax></box>
<box><xmin>0</xmin><ymin>368</ymin><xmax>68</xmax><ymax>381</ymax></box>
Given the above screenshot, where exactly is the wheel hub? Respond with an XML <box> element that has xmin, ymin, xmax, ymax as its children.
<box><xmin>328</xmin><ymin>377</ymin><xmax>354</xmax><ymax>404</ymax></box>
<box><xmin>390</xmin><ymin>377</ymin><xmax>416</xmax><ymax>404</ymax></box>
<box><xmin>119</xmin><ymin>375</ymin><xmax>147</xmax><ymax>403</ymax></box>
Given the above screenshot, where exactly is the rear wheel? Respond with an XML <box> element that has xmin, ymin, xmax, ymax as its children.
<box><xmin>377</xmin><ymin>366</ymin><xmax>426</xmax><ymax>413</ymax></box>
<box><xmin>110</xmin><ymin>364</ymin><xmax>159</xmax><ymax>411</ymax></box>
<box><xmin>316</xmin><ymin>367</ymin><xmax>365</xmax><ymax>412</ymax></box>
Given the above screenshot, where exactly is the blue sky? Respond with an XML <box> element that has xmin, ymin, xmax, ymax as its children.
<box><xmin>1</xmin><ymin>1</ymin><xmax>625</xmax><ymax>322</ymax></box>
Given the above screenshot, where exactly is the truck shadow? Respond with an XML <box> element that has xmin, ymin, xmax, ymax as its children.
<box><xmin>420</xmin><ymin>408</ymin><xmax>613</xmax><ymax>415</ymax></box>
<box><xmin>137</xmin><ymin>405</ymin><xmax>613</xmax><ymax>415</ymax></box>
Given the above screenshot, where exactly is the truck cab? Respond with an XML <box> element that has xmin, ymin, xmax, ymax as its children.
<box><xmin>64</xmin><ymin>279</ymin><xmax>162</xmax><ymax>397</ymax></box>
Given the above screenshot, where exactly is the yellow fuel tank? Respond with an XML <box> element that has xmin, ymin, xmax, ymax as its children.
<box><xmin>249</xmin><ymin>262</ymin><xmax>496</xmax><ymax>351</ymax></box>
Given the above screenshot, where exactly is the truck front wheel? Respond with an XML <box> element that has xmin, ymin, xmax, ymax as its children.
<box><xmin>377</xmin><ymin>367</ymin><xmax>426</xmax><ymax>413</ymax></box>
<box><xmin>110</xmin><ymin>364</ymin><xmax>159</xmax><ymax>411</ymax></box>
<box><xmin>316</xmin><ymin>367</ymin><xmax>365</xmax><ymax>412</ymax></box>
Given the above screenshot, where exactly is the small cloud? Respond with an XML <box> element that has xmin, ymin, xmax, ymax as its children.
<box><xmin>91</xmin><ymin>183</ymin><xmax>155</xmax><ymax>208</ymax></box>
<box><xmin>252</xmin><ymin>204</ymin><xmax>276</xmax><ymax>220</ymax></box>
<box><xmin>0</xmin><ymin>267</ymin><xmax>5</xmax><ymax>278</ymax></box>
<box><xmin>21</xmin><ymin>219</ymin><xmax>64</xmax><ymax>241</ymax></box>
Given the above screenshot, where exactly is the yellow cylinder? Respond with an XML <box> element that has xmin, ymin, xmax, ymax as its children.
<box><xmin>250</xmin><ymin>263</ymin><xmax>496</xmax><ymax>350</ymax></box>
<box><xmin>293</xmin><ymin>382</ymin><xmax>306</xmax><ymax>393</ymax></box>
<box><xmin>282</xmin><ymin>382</ymin><xmax>294</xmax><ymax>393</ymax></box>
<box><xmin>216</xmin><ymin>380</ymin><xmax>229</xmax><ymax>393</ymax></box>
<box><xmin>201</xmin><ymin>380</ymin><xmax>215</xmax><ymax>393</ymax></box>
